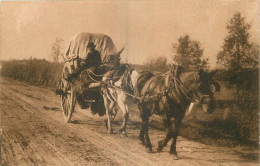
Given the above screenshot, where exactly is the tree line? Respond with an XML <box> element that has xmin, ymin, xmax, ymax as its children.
<box><xmin>144</xmin><ymin>12</ymin><xmax>258</xmax><ymax>105</ymax></box>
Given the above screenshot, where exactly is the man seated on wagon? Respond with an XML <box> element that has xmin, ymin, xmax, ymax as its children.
<box><xmin>66</xmin><ymin>42</ymin><xmax>102</xmax><ymax>81</ymax></box>
<box><xmin>84</xmin><ymin>42</ymin><xmax>102</xmax><ymax>69</ymax></box>
<box><xmin>80</xmin><ymin>42</ymin><xmax>122</xmax><ymax>88</ymax></box>
<box><xmin>78</xmin><ymin>42</ymin><xmax>104</xmax><ymax>87</ymax></box>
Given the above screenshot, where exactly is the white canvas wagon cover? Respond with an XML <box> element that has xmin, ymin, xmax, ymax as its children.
<box><xmin>66</xmin><ymin>32</ymin><xmax>117</xmax><ymax>63</ymax></box>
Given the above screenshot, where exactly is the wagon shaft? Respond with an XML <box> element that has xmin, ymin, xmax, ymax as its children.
<box><xmin>88</xmin><ymin>82</ymin><xmax>101</xmax><ymax>88</ymax></box>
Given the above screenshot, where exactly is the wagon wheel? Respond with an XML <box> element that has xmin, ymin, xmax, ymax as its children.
<box><xmin>60</xmin><ymin>62</ymin><xmax>76</xmax><ymax>123</ymax></box>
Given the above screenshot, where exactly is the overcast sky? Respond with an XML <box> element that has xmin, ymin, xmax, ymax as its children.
<box><xmin>0</xmin><ymin>0</ymin><xmax>258</xmax><ymax>68</ymax></box>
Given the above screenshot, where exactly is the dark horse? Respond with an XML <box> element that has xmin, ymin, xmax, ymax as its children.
<box><xmin>135</xmin><ymin>68</ymin><xmax>220</xmax><ymax>158</ymax></box>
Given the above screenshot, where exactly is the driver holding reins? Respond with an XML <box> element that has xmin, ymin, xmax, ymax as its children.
<box><xmin>84</xmin><ymin>42</ymin><xmax>102</xmax><ymax>69</ymax></box>
<box><xmin>66</xmin><ymin>42</ymin><xmax>102</xmax><ymax>81</ymax></box>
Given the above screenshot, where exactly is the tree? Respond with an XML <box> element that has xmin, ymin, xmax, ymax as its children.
<box><xmin>217</xmin><ymin>12</ymin><xmax>258</xmax><ymax>102</ymax></box>
<box><xmin>144</xmin><ymin>56</ymin><xmax>170</xmax><ymax>73</ymax></box>
<box><xmin>217</xmin><ymin>13</ymin><xmax>255</xmax><ymax>70</ymax></box>
<box><xmin>172</xmin><ymin>35</ymin><xmax>208</xmax><ymax>70</ymax></box>
<box><xmin>51</xmin><ymin>38</ymin><xmax>64</xmax><ymax>62</ymax></box>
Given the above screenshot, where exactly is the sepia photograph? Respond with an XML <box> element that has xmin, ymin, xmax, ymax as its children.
<box><xmin>0</xmin><ymin>0</ymin><xmax>259</xmax><ymax>165</ymax></box>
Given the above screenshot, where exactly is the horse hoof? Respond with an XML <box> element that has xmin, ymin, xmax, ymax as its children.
<box><xmin>157</xmin><ymin>148</ymin><xmax>162</xmax><ymax>152</ymax></box>
<box><xmin>107</xmin><ymin>129</ymin><xmax>113</xmax><ymax>134</ymax></box>
<box><xmin>104</xmin><ymin>124</ymin><xmax>108</xmax><ymax>130</ymax></box>
<box><xmin>138</xmin><ymin>136</ymin><xmax>144</xmax><ymax>141</ymax></box>
<box><xmin>138</xmin><ymin>137</ymin><xmax>145</xmax><ymax>144</ymax></box>
<box><xmin>157</xmin><ymin>141</ymin><xmax>163</xmax><ymax>152</ymax></box>
<box><xmin>120</xmin><ymin>131</ymin><xmax>128</xmax><ymax>136</ymax></box>
<box><xmin>172</xmin><ymin>155</ymin><xmax>179</xmax><ymax>160</ymax></box>
<box><xmin>103</xmin><ymin>121</ymin><xmax>108</xmax><ymax>129</ymax></box>
<box><xmin>139</xmin><ymin>140</ymin><xmax>145</xmax><ymax>145</ymax></box>
<box><xmin>156</xmin><ymin>146</ymin><xmax>162</xmax><ymax>152</ymax></box>
<box><xmin>145</xmin><ymin>147</ymin><xmax>153</xmax><ymax>153</ymax></box>
<box><xmin>170</xmin><ymin>151</ymin><xmax>179</xmax><ymax>160</ymax></box>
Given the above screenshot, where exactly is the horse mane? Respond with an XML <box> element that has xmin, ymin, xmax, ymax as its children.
<box><xmin>119</xmin><ymin>64</ymin><xmax>135</xmax><ymax>94</ymax></box>
<box><xmin>178</xmin><ymin>71</ymin><xmax>198</xmax><ymax>88</ymax></box>
<box><xmin>117</xmin><ymin>63</ymin><xmax>132</xmax><ymax>75</ymax></box>
<box><xmin>111</xmin><ymin>63</ymin><xmax>132</xmax><ymax>82</ymax></box>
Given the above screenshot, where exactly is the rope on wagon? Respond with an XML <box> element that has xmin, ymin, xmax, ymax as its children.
<box><xmin>106</xmin><ymin>83</ymin><xmax>168</xmax><ymax>103</ymax></box>
<box><xmin>87</xmin><ymin>73</ymin><xmax>102</xmax><ymax>83</ymax></box>
<box><xmin>86</xmin><ymin>69</ymin><xmax>105</xmax><ymax>77</ymax></box>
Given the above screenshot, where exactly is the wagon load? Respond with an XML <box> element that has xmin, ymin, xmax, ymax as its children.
<box><xmin>65</xmin><ymin>32</ymin><xmax>118</xmax><ymax>68</ymax></box>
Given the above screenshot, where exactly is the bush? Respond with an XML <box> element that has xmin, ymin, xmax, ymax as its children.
<box><xmin>227</xmin><ymin>104</ymin><xmax>258</xmax><ymax>142</ymax></box>
<box><xmin>143</xmin><ymin>56</ymin><xmax>170</xmax><ymax>73</ymax></box>
<box><xmin>215</xmin><ymin>69</ymin><xmax>258</xmax><ymax>109</ymax></box>
<box><xmin>1</xmin><ymin>59</ymin><xmax>64</xmax><ymax>86</ymax></box>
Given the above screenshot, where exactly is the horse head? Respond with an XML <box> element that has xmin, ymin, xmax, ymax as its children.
<box><xmin>191</xmin><ymin>69</ymin><xmax>220</xmax><ymax>114</ymax></box>
<box><xmin>102</xmin><ymin>47</ymin><xmax>124</xmax><ymax>69</ymax></box>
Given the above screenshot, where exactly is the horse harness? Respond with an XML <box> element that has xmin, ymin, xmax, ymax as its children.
<box><xmin>103</xmin><ymin>67</ymin><xmax>213</xmax><ymax>116</ymax></box>
<box><xmin>108</xmin><ymin>70</ymin><xmax>201</xmax><ymax>103</ymax></box>
<box><xmin>137</xmin><ymin>72</ymin><xmax>201</xmax><ymax>103</ymax></box>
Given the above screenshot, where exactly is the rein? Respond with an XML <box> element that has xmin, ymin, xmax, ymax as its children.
<box><xmin>172</xmin><ymin>72</ymin><xmax>214</xmax><ymax>104</ymax></box>
<box><xmin>85</xmin><ymin>68</ymin><xmax>122</xmax><ymax>83</ymax></box>
<box><xmin>171</xmin><ymin>73</ymin><xmax>201</xmax><ymax>103</ymax></box>
<box><xmin>103</xmin><ymin>68</ymin><xmax>209</xmax><ymax>105</ymax></box>
<box><xmin>87</xmin><ymin>69</ymin><xmax>105</xmax><ymax>77</ymax></box>
<box><xmin>105</xmin><ymin>71</ymin><xmax>198</xmax><ymax>104</ymax></box>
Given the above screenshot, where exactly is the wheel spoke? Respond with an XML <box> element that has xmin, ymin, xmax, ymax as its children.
<box><xmin>67</xmin><ymin>98</ymin><xmax>70</xmax><ymax>115</ymax></box>
<box><xmin>64</xmin><ymin>99</ymin><xmax>68</xmax><ymax>116</ymax></box>
<box><xmin>63</xmin><ymin>100</ymin><xmax>66</xmax><ymax>115</ymax></box>
<box><xmin>61</xmin><ymin>64</ymin><xmax>76</xmax><ymax>123</ymax></box>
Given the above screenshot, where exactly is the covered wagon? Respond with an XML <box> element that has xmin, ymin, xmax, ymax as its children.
<box><xmin>58</xmin><ymin>32</ymin><xmax>122</xmax><ymax>122</ymax></box>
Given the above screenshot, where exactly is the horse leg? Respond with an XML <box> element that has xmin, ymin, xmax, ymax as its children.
<box><xmin>138</xmin><ymin>120</ymin><xmax>145</xmax><ymax>144</ymax></box>
<box><xmin>138</xmin><ymin>105</ymin><xmax>145</xmax><ymax>144</ymax></box>
<box><xmin>117</xmin><ymin>93</ymin><xmax>129</xmax><ymax>135</ymax></box>
<box><xmin>141</xmin><ymin>112</ymin><xmax>152</xmax><ymax>152</ymax></box>
<box><xmin>157</xmin><ymin>116</ymin><xmax>173</xmax><ymax>152</ymax></box>
<box><xmin>103</xmin><ymin>90</ymin><xmax>113</xmax><ymax>134</ymax></box>
<box><xmin>169</xmin><ymin>121</ymin><xmax>180</xmax><ymax>157</ymax></box>
<box><xmin>169</xmin><ymin>111</ymin><xmax>185</xmax><ymax>158</ymax></box>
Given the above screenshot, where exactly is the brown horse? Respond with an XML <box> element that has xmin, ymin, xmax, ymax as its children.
<box><xmin>135</xmin><ymin>68</ymin><xmax>220</xmax><ymax>158</ymax></box>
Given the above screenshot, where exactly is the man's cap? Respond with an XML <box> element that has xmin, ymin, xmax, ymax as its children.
<box><xmin>87</xmin><ymin>42</ymin><xmax>96</xmax><ymax>48</ymax></box>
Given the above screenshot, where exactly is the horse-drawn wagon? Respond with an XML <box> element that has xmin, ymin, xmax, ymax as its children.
<box><xmin>57</xmin><ymin>32</ymin><xmax>121</xmax><ymax>122</ymax></box>
<box><xmin>56</xmin><ymin>32</ymin><xmax>221</xmax><ymax>156</ymax></box>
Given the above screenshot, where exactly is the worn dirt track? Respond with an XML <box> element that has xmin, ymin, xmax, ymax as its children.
<box><xmin>1</xmin><ymin>77</ymin><xmax>259</xmax><ymax>166</ymax></box>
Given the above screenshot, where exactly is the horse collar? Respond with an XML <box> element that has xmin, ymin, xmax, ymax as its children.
<box><xmin>169</xmin><ymin>72</ymin><xmax>201</xmax><ymax>103</ymax></box>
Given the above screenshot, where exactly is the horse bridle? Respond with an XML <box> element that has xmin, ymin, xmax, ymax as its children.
<box><xmin>169</xmin><ymin>72</ymin><xmax>212</xmax><ymax>104</ymax></box>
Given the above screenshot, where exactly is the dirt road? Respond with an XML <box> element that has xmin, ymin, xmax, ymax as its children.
<box><xmin>1</xmin><ymin>77</ymin><xmax>258</xmax><ymax>166</ymax></box>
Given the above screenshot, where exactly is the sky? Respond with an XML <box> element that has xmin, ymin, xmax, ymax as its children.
<box><xmin>0</xmin><ymin>0</ymin><xmax>259</xmax><ymax>68</ymax></box>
